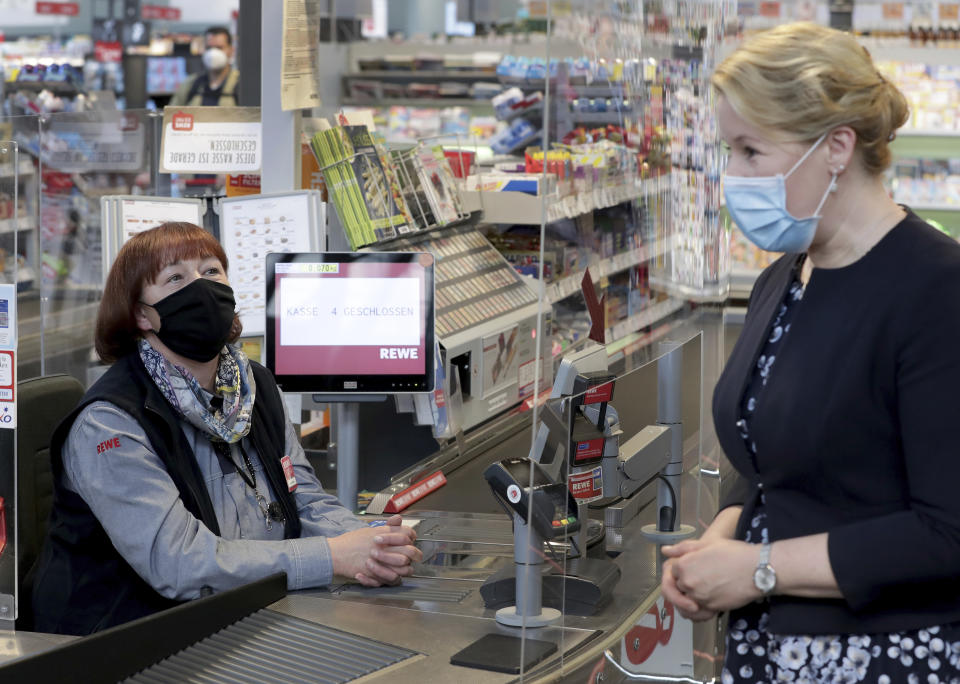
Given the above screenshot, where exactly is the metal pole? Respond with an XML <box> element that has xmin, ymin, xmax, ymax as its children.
<box><xmin>260</xmin><ymin>1</ymin><xmax>295</xmax><ymax>192</ymax></box>
<box><xmin>495</xmin><ymin>516</ymin><xmax>559</xmax><ymax>627</ymax></box>
<box><xmin>237</xmin><ymin>0</ymin><xmax>262</xmax><ymax>107</ymax></box>
<box><xmin>334</xmin><ymin>402</ymin><xmax>360</xmax><ymax>511</ymax></box>
<box><xmin>657</xmin><ymin>344</ymin><xmax>683</xmax><ymax>532</ymax></box>
<box><xmin>514</xmin><ymin>517</ymin><xmax>542</xmax><ymax>617</ymax></box>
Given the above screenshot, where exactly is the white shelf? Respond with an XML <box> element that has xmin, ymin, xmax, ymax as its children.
<box><xmin>648</xmin><ymin>275</ymin><xmax>729</xmax><ymax>304</ymax></box>
<box><xmin>545</xmin><ymin>237</ymin><xmax>674</xmax><ymax>303</ymax></box>
<box><xmin>905</xmin><ymin>202</ymin><xmax>960</xmax><ymax>212</ymax></box>
<box><xmin>729</xmin><ymin>267</ymin><xmax>762</xmax><ymax>300</ymax></box>
<box><xmin>466</xmin><ymin>177</ymin><xmax>669</xmax><ymax>226</ymax></box>
<box><xmin>604</xmin><ymin>297</ymin><xmax>686</xmax><ymax>347</ymax></box>
<box><xmin>569</xmin><ymin>112</ymin><xmax>633</xmax><ymax>125</ymax></box>
<box><xmin>342</xmin><ymin>97</ymin><xmax>492</xmax><ymax>108</ymax></box>
<box><xmin>869</xmin><ymin>45</ymin><xmax>960</xmax><ymax>66</ymax></box>
<box><xmin>0</xmin><ymin>215</ymin><xmax>35</xmax><ymax>234</ymax></box>
<box><xmin>0</xmin><ymin>159</ymin><xmax>34</xmax><ymax>178</ymax></box>
<box><xmin>896</xmin><ymin>129</ymin><xmax>960</xmax><ymax>138</ymax></box>
<box><xmin>346</xmin><ymin>70</ymin><xmax>498</xmax><ymax>80</ymax></box>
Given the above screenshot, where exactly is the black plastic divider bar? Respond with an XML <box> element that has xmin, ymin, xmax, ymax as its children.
<box><xmin>0</xmin><ymin>572</ymin><xmax>288</xmax><ymax>684</ymax></box>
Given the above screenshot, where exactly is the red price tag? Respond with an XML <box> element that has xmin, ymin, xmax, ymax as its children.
<box><xmin>758</xmin><ymin>1</ymin><xmax>781</xmax><ymax>18</ymax></box>
<box><xmin>35</xmin><ymin>1</ymin><xmax>79</xmax><ymax>15</ymax></box>
<box><xmin>94</xmin><ymin>41</ymin><xmax>123</xmax><ymax>63</ymax></box>
<box><xmin>883</xmin><ymin>2</ymin><xmax>905</xmax><ymax>19</ymax></box>
<box><xmin>142</xmin><ymin>5</ymin><xmax>181</xmax><ymax>20</ymax></box>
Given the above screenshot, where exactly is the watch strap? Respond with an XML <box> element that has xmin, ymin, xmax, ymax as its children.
<box><xmin>757</xmin><ymin>541</ymin><xmax>772</xmax><ymax>568</ymax></box>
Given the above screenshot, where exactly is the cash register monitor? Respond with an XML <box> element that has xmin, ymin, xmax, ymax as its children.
<box><xmin>265</xmin><ymin>252</ymin><xmax>435</xmax><ymax>393</ymax></box>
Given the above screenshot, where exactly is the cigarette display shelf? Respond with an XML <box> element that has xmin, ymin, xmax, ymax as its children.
<box><xmin>385</xmin><ymin>225</ymin><xmax>538</xmax><ymax>340</ymax></box>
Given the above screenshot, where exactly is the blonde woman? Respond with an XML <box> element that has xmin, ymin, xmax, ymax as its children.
<box><xmin>660</xmin><ymin>23</ymin><xmax>960</xmax><ymax>682</ymax></box>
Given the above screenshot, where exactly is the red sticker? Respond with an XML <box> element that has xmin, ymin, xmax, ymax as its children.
<box><xmin>569</xmin><ymin>467</ymin><xmax>603</xmax><ymax>502</ymax></box>
<box><xmin>281</xmin><ymin>455</ymin><xmax>297</xmax><ymax>492</ymax></box>
<box><xmin>584</xmin><ymin>381</ymin><xmax>613</xmax><ymax>404</ymax></box>
<box><xmin>574</xmin><ymin>437</ymin><xmax>605</xmax><ymax>463</ymax></box>
<box><xmin>172</xmin><ymin>111</ymin><xmax>194</xmax><ymax>131</ymax></box>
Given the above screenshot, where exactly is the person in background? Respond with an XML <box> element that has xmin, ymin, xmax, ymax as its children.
<box><xmin>32</xmin><ymin>222</ymin><xmax>420</xmax><ymax>635</ymax></box>
<box><xmin>659</xmin><ymin>22</ymin><xmax>960</xmax><ymax>682</ymax></box>
<box><xmin>169</xmin><ymin>26</ymin><xmax>239</xmax><ymax>107</ymax></box>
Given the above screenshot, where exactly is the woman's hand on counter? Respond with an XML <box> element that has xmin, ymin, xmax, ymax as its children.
<box><xmin>662</xmin><ymin>538</ymin><xmax>761</xmax><ymax>616</ymax></box>
<box><xmin>328</xmin><ymin>515</ymin><xmax>423</xmax><ymax>587</ymax></box>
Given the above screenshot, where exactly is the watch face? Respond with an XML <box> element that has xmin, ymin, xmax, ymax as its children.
<box><xmin>754</xmin><ymin>565</ymin><xmax>776</xmax><ymax>594</ymax></box>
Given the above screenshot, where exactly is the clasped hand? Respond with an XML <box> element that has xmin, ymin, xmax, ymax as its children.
<box><xmin>660</xmin><ymin>538</ymin><xmax>762</xmax><ymax>621</ymax></box>
<box><xmin>329</xmin><ymin>515</ymin><xmax>423</xmax><ymax>587</ymax></box>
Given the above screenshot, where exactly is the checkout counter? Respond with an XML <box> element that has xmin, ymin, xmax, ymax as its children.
<box><xmin>0</xmin><ymin>331</ymin><xmax>720</xmax><ymax>683</ymax></box>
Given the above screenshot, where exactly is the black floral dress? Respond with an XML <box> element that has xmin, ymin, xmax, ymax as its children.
<box><xmin>722</xmin><ymin>272</ymin><xmax>960</xmax><ymax>684</ymax></box>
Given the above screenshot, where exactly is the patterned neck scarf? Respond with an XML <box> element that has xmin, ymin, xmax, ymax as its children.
<box><xmin>138</xmin><ymin>338</ymin><xmax>256</xmax><ymax>444</ymax></box>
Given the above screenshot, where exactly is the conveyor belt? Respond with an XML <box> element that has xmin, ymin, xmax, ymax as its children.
<box><xmin>123</xmin><ymin>608</ymin><xmax>417</xmax><ymax>684</ymax></box>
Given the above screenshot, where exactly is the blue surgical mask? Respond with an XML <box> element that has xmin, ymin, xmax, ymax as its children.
<box><xmin>724</xmin><ymin>133</ymin><xmax>837</xmax><ymax>253</ymax></box>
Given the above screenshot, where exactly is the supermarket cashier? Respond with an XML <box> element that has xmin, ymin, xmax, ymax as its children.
<box><xmin>32</xmin><ymin>222</ymin><xmax>421</xmax><ymax>636</ymax></box>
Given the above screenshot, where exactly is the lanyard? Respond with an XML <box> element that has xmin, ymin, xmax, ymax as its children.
<box><xmin>211</xmin><ymin>441</ymin><xmax>285</xmax><ymax>529</ymax></box>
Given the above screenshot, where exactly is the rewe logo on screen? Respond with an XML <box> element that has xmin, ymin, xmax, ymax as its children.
<box><xmin>380</xmin><ymin>348</ymin><xmax>419</xmax><ymax>360</ymax></box>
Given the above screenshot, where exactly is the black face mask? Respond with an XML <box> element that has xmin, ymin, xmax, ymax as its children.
<box><xmin>146</xmin><ymin>279</ymin><xmax>236</xmax><ymax>362</ymax></box>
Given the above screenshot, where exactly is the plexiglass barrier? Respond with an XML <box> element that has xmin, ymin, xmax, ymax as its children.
<box><xmin>0</xmin><ymin>139</ymin><xmax>21</xmax><ymax>625</ymax></box>
<box><xmin>495</xmin><ymin>327</ymin><xmax>715</xmax><ymax>681</ymax></box>
<box><xmin>34</xmin><ymin>109</ymin><xmax>163</xmax><ymax>383</ymax></box>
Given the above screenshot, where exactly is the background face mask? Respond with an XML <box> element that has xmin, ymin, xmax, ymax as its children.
<box><xmin>723</xmin><ymin>133</ymin><xmax>837</xmax><ymax>253</ymax></box>
<box><xmin>202</xmin><ymin>47</ymin><xmax>229</xmax><ymax>72</ymax></box>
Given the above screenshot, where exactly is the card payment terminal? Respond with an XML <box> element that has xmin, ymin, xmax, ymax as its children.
<box><xmin>484</xmin><ymin>458</ymin><xmax>581</xmax><ymax>539</ymax></box>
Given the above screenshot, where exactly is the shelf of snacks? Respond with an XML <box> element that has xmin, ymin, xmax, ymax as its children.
<box><xmin>342</xmin><ymin>97</ymin><xmax>493</xmax><ymax>108</ymax></box>
<box><xmin>606</xmin><ymin>296</ymin><xmax>686</xmax><ymax>346</ymax></box>
<box><xmin>345</xmin><ymin>70</ymin><xmax>499</xmax><ymax>80</ymax></box>
<box><xmin>891</xmin><ymin>134</ymin><xmax>960</xmax><ymax>160</ymax></box>
<box><xmin>864</xmin><ymin>45</ymin><xmax>960</xmax><ymax>67</ymax></box>
<box><xmin>725</xmin><ymin>226</ymin><xmax>780</xmax><ymax>299</ymax></box>
<box><xmin>543</xmin><ymin>236</ymin><xmax>674</xmax><ymax>304</ymax></box>
<box><xmin>465</xmin><ymin>175</ymin><xmax>667</xmax><ymax>226</ymax></box>
<box><xmin>0</xmin><ymin>159</ymin><xmax>34</xmax><ymax>178</ymax></box>
<box><xmin>0</xmin><ymin>215</ymin><xmax>36</xmax><ymax>235</ymax></box>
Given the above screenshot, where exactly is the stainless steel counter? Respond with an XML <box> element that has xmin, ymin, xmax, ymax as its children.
<box><xmin>267</xmin><ymin>504</ymin><xmax>672</xmax><ymax>683</ymax></box>
<box><xmin>0</xmin><ymin>629</ymin><xmax>75</xmax><ymax>667</ymax></box>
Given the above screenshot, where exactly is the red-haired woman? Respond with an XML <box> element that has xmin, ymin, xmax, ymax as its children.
<box><xmin>31</xmin><ymin>222</ymin><xmax>420</xmax><ymax>635</ymax></box>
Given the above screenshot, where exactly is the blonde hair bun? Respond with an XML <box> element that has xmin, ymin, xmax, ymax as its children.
<box><xmin>711</xmin><ymin>22</ymin><xmax>909</xmax><ymax>175</ymax></box>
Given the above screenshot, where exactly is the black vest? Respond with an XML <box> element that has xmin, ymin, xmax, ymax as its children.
<box><xmin>32</xmin><ymin>353</ymin><xmax>300</xmax><ymax>635</ymax></box>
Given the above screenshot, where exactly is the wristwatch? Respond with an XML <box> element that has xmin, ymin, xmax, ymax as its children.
<box><xmin>753</xmin><ymin>542</ymin><xmax>777</xmax><ymax>595</ymax></box>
